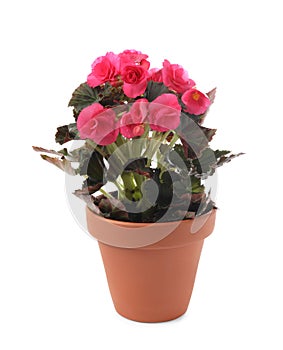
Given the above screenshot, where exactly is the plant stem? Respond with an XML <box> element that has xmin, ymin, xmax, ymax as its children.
<box><xmin>168</xmin><ymin>131</ymin><xmax>179</xmax><ymax>148</ymax></box>
<box><xmin>114</xmin><ymin>179</ymin><xmax>126</xmax><ymax>201</ymax></box>
<box><xmin>121</xmin><ymin>171</ymin><xmax>142</xmax><ymax>201</ymax></box>
<box><xmin>85</xmin><ymin>139</ymin><xmax>108</xmax><ymax>157</ymax></box>
<box><xmin>99</xmin><ymin>188</ymin><xmax>114</xmax><ymax>199</ymax></box>
<box><xmin>106</xmin><ymin>142</ymin><xmax>127</xmax><ymax>164</ymax></box>
<box><xmin>144</xmin><ymin>130</ymin><xmax>172</xmax><ymax>167</ymax></box>
<box><xmin>115</xmin><ymin>133</ymin><xmax>125</xmax><ymax>147</ymax></box>
<box><xmin>133</xmin><ymin>172</ymin><xmax>144</xmax><ymax>190</ymax></box>
<box><xmin>121</xmin><ymin>172</ymin><xmax>136</xmax><ymax>191</ymax></box>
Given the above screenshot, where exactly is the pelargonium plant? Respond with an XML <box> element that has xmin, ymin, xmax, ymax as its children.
<box><xmin>33</xmin><ymin>49</ymin><xmax>242</xmax><ymax>223</ymax></box>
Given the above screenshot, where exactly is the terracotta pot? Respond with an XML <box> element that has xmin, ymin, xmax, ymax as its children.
<box><xmin>86</xmin><ymin>207</ymin><xmax>216</xmax><ymax>323</ymax></box>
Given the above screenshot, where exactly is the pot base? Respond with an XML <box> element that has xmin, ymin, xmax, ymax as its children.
<box><xmin>115</xmin><ymin>307</ymin><xmax>187</xmax><ymax>323</ymax></box>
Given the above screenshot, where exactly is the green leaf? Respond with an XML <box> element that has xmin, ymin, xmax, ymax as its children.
<box><xmin>55</xmin><ymin>123</ymin><xmax>78</xmax><ymax>145</ymax></box>
<box><xmin>177</xmin><ymin>114</ymin><xmax>216</xmax><ymax>158</ymax></box>
<box><xmin>165</xmin><ymin>144</ymin><xmax>192</xmax><ymax>171</ymax></box>
<box><xmin>78</xmin><ymin>150</ymin><xmax>105</xmax><ymax>184</ymax></box>
<box><xmin>144</xmin><ymin>81</ymin><xmax>171</xmax><ymax>101</ymax></box>
<box><xmin>68</xmin><ymin>82</ymin><xmax>130</xmax><ymax>117</ymax></box>
<box><xmin>214</xmin><ymin>149</ymin><xmax>231</xmax><ymax>158</ymax></box>
<box><xmin>124</xmin><ymin>158</ymin><xmax>147</xmax><ymax>171</ymax></box>
<box><xmin>191</xmin><ymin>176</ymin><xmax>204</xmax><ymax>193</ymax></box>
<box><xmin>193</xmin><ymin>148</ymin><xmax>218</xmax><ymax>174</ymax></box>
<box><xmin>68</xmin><ymin>83</ymin><xmax>99</xmax><ymax>114</ymax></box>
<box><xmin>192</xmin><ymin>149</ymin><xmax>244</xmax><ymax>179</ymax></box>
<box><xmin>216</xmin><ymin>152</ymin><xmax>244</xmax><ymax>168</ymax></box>
<box><xmin>169</xmin><ymin>144</ymin><xmax>242</xmax><ymax>181</ymax></box>
<box><xmin>98</xmin><ymin>84</ymin><xmax>130</xmax><ymax>107</ymax></box>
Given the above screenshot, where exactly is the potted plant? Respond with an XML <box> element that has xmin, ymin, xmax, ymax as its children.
<box><xmin>33</xmin><ymin>49</ymin><xmax>242</xmax><ymax>323</ymax></box>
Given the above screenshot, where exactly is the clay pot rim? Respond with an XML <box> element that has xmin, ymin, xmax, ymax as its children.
<box><xmin>86</xmin><ymin>207</ymin><xmax>217</xmax><ymax>249</ymax></box>
<box><xmin>87</xmin><ymin>206</ymin><xmax>216</xmax><ymax>227</ymax></box>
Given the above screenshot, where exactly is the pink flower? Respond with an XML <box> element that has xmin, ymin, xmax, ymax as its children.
<box><xmin>87</xmin><ymin>52</ymin><xmax>120</xmax><ymax>87</ymax></box>
<box><xmin>162</xmin><ymin>59</ymin><xmax>195</xmax><ymax>93</ymax></box>
<box><xmin>121</xmin><ymin>65</ymin><xmax>149</xmax><ymax>98</ymax></box>
<box><xmin>181</xmin><ymin>89</ymin><xmax>211</xmax><ymax>115</ymax></box>
<box><xmin>149</xmin><ymin>94</ymin><xmax>181</xmax><ymax>132</ymax></box>
<box><xmin>119</xmin><ymin>99</ymin><xmax>149</xmax><ymax>138</ymax></box>
<box><xmin>119</xmin><ymin>49</ymin><xmax>149</xmax><ymax>67</ymax></box>
<box><xmin>149</xmin><ymin>68</ymin><xmax>163</xmax><ymax>82</ymax></box>
<box><xmin>77</xmin><ymin>103</ymin><xmax>118</xmax><ymax>145</ymax></box>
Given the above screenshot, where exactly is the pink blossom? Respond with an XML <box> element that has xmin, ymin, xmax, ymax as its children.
<box><xmin>77</xmin><ymin>103</ymin><xmax>118</xmax><ymax>145</ymax></box>
<box><xmin>119</xmin><ymin>49</ymin><xmax>149</xmax><ymax>67</ymax></box>
<box><xmin>119</xmin><ymin>99</ymin><xmax>149</xmax><ymax>138</ymax></box>
<box><xmin>149</xmin><ymin>94</ymin><xmax>181</xmax><ymax>132</ymax></box>
<box><xmin>149</xmin><ymin>68</ymin><xmax>163</xmax><ymax>82</ymax></box>
<box><xmin>181</xmin><ymin>89</ymin><xmax>211</xmax><ymax>115</ymax></box>
<box><xmin>121</xmin><ymin>65</ymin><xmax>149</xmax><ymax>98</ymax></box>
<box><xmin>87</xmin><ymin>52</ymin><xmax>120</xmax><ymax>87</ymax></box>
<box><xmin>162</xmin><ymin>59</ymin><xmax>195</xmax><ymax>93</ymax></box>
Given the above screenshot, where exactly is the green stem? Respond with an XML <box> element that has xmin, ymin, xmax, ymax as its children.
<box><xmin>115</xmin><ymin>134</ymin><xmax>125</xmax><ymax>147</ymax></box>
<box><xmin>132</xmin><ymin>139</ymin><xmax>142</xmax><ymax>158</ymax></box>
<box><xmin>86</xmin><ymin>139</ymin><xmax>97</xmax><ymax>148</ymax></box>
<box><xmin>114</xmin><ymin>179</ymin><xmax>124</xmax><ymax>192</ymax></box>
<box><xmin>121</xmin><ymin>171</ymin><xmax>142</xmax><ymax>202</ymax></box>
<box><xmin>168</xmin><ymin>132</ymin><xmax>179</xmax><ymax>148</ymax></box>
<box><xmin>86</xmin><ymin>139</ymin><xmax>108</xmax><ymax>157</ymax></box>
<box><xmin>143</xmin><ymin>124</ymin><xmax>150</xmax><ymax>139</ymax></box>
<box><xmin>106</xmin><ymin>142</ymin><xmax>127</xmax><ymax>164</ymax></box>
<box><xmin>133</xmin><ymin>172</ymin><xmax>144</xmax><ymax>190</ymax></box>
<box><xmin>161</xmin><ymin>130</ymin><xmax>172</xmax><ymax>142</ymax></box>
<box><xmin>144</xmin><ymin>131</ymin><xmax>172</xmax><ymax>167</ymax></box>
<box><xmin>99</xmin><ymin>188</ymin><xmax>114</xmax><ymax>199</ymax></box>
<box><xmin>127</xmin><ymin>139</ymin><xmax>133</xmax><ymax>159</ymax></box>
<box><xmin>121</xmin><ymin>172</ymin><xmax>136</xmax><ymax>191</ymax></box>
<box><xmin>143</xmin><ymin>131</ymin><xmax>157</xmax><ymax>158</ymax></box>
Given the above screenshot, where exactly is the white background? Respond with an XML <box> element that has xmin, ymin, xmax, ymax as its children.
<box><xmin>1</xmin><ymin>0</ymin><xmax>283</xmax><ymax>349</ymax></box>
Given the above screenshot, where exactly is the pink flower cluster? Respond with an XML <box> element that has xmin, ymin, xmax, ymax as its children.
<box><xmin>77</xmin><ymin>50</ymin><xmax>212</xmax><ymax>145</ymax></box>
<box><xmin>87</xmin><ymin>50</ymin><xmax>150</xmax><ymax>99</ymax></box>
<box><xmin>119</xmin><ymin>94</ymin><xmax>181</xmax><ymax>138</ymax></box>
<box><xmin>77</xmin><ymin>94</ymin><xmax>181</xmax><ymax>145</ymax></box>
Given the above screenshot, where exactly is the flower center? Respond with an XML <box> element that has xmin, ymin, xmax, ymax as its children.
<box><xmin>192</xmin><ymin>91</ymin><xmax>200</xmax><ymax>101</ymax></box>
<box><xmin>133</xmin><ymin>124</ymin><xmax>144</xmax><ymax>137</ymax></box>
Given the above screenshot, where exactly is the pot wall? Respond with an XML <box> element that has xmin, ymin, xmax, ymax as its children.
<box><xmin>86</xmin><ymin>208</ymin><xmax>216</xmax><ymax>322</ymax></box>
<box><xmin>98</xmin><ymin>239</ymin><xmax>204</xmax><ymax>322</ymax></box>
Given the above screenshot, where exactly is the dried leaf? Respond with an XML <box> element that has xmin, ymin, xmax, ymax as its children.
<box><xmin>40</xmin><ymin>155</ymin><xmax>76</xmax><ymax>175</ymax></box>
<box><xmin>32</xmin><ymin>146</ymin><xmax>68</xmax><ymax>156</ymax></box>
<box><xmin>73</xmin><ymin>183</ymin><xmax>103</xmax><ymax>195</ymax></box>
<box><xmin>184</xmin><ymin>211</ymin><xmax>196</xmax><ymax>219</ymax></box>
<box><xmin>73</xmin><ymin>192</ymin><xmax>102</xmax><ymax>216</ymax></box>
<box><xmin>107</xmin><ymin>196</ymin><xmax>128</xmax><ymax>212</ymax></box>
<box><xmin>197</xmin><ymin>87</ymin><xmax>217</xmax><ymax>124</ymax></box>
<box><xmin>207</xmin><ymin>87</ymin><xmax>217</xmax><ymax>104</ymax></box>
